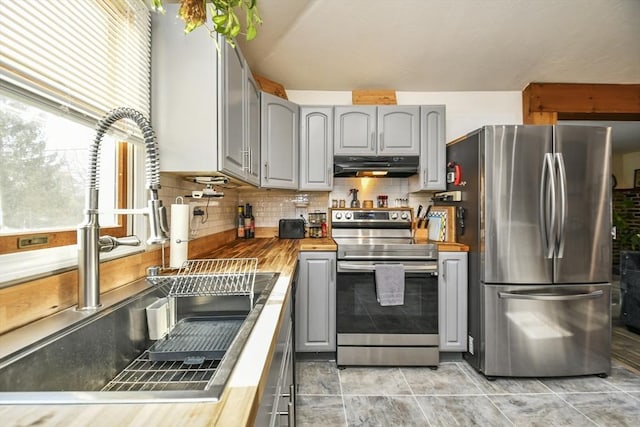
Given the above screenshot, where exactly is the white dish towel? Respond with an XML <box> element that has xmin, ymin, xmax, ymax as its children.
<box><xmin>375</xmin><ymin>264</ymin><xmax>405</xmax><ymax>306</ymax></box>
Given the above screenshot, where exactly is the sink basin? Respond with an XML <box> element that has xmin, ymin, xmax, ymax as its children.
<box><xmin>0</xmin><ymin>272</ymin><xmax>279</xmax><ymax>404</ymax></box>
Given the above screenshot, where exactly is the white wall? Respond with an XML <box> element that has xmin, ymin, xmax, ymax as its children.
<box><xmin>287</xmin><ymin>90</ymin><xmax>523</xmax><ymax>142</ymax></box>
<box><xmin>620</xmin><ymin>151</ymin><xmax>640</xmax><ymax>189</ymax></box>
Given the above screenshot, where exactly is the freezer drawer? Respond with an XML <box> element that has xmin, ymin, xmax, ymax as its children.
<box><xmin>483</xmin><ymin>283</ymin><xmax>611</xmax><ymax>378</ymax></box>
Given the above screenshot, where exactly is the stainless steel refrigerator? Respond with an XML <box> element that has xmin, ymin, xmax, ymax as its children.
<box><xmin>446</xmin><ymin>125</ymin><xmax>612</xmax><ymax>378</ymax></box>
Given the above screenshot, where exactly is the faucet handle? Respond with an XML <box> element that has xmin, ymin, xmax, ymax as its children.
<box><xmin>98</xmin><ymin>235</ymin><xmax>141</xmax><ymax>252</ymax></box>
<box><xmin>147</xmin><ymin>199</ymin><xmax>170</xmax><ymax>245</ymax></box>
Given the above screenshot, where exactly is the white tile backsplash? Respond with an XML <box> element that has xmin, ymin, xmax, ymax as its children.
<box><xmin>158</xmin><ymin>174</ymin><xmax>436</xmax><ymax>238</ymax></box>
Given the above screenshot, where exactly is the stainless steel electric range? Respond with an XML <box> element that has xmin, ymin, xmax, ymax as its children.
<box><xmin>332</xmin><ymin>208</ymin><xmax>439</xmax><ymax>367</ymax></box>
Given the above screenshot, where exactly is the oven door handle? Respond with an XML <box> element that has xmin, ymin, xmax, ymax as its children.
<box><xmin>338</xmin><ymin>263</ymin><xmax>438</xmax><ymax>274</ymax></box>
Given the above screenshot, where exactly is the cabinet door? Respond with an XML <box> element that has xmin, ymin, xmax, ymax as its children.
<box><xmin>438</xmin><ymin>252</ymin><xmax>468</xmax><ymax>351</ymax></box>
<box><xmin>299</xmin><ymin>106</ymin><xmax>333</xmax><ymax>191</ymax></box>
<box><xmin>261</xmin><ymin>92</ymin><xmax>299</xmax><ymax>189</ymax></box>
<box><xmin>409</xmin><ymin>105</ymin><xmax>446</xmax><ymax>191</ymax></box>
<box><xmin>151</xmin><ymin>5</ymin><xmax>219</xmax><ymax>172</ymax></box>
<box><xmin>245</xmin><ymin>72</ymin><xmax>261</xmax><ymax>186</ymax></box>
<box><xmin>220</xmin><ymin>42</ymin><xmax>246</xmax><ymax>180</ymax></box>
<box><xmin>296</xmin><ymin>252</ymin><xmax>336</xmax><ymax>352</ymax></box>
<box><xmin>377</xmin><ymin>106</ymin><xmax>420</xmax><ymax>155</ymax></box>
<box><xmin>334</xmin><ymin>106</ymin><xmax>376</xmax><ymax>155</ymax></box>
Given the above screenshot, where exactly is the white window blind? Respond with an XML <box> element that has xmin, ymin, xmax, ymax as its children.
<box><xmin>0</xmin><ymin>0</ymin><xmax>151</xmax><ymax>125</ymax></box>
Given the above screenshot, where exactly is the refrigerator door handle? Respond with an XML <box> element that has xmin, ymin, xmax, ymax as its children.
<box><xmin>555</xmin><ymin>153</ymin><xmax>568</xmax><ymax>258</ymax></box>
<box><xmin>498</xmin><ymin>289</ymin><xmax>604</xmax><ymax>301</ymax></box>
<box><xmin>539</xmin><ymin>153</ymin><xmax>556</xmax><ymax>258</ymax></box>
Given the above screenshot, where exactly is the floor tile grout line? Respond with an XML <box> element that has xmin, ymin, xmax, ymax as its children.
<box><xmin>455</xmin><ymin>361</ymin><xmax>493</xmax><ymax>393</ymax></box>
<box><xmin>554</xmin><ymin>392</ymin><xmax>602</xmax><ymax>427</ymax></box>
<box><xmin>624</xmin><ymin>390</ymin><xmax>640</xmax><ymax>401</ymax></box>
<box><xmin>399</xmin><ymin>368</ymin><xmax>434</xmax><ymax>427</ymax></box>
<box><xmin>452</xmin><ymin>361</ymin><xmax>486</xmax><ymax>395</ymax></box>
<box><xmin>336</xmin><ymin>365</ymin><xmax>349</xmax><ymax>427</ymax></box>
<box><xmin>483</xmin><ymin>394</ymin><xmax>518</xmax><ymax>427</ymax></box>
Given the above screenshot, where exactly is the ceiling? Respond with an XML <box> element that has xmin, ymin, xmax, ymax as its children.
<box><xmin>236</xmin><ymin>0</ymin><xmax>640</xmax><ymax>154</ymax></box>
<box><xmin>237</xmin><ymin>0</ymin><xmax>640</xmax><ymax>92</ymax></box>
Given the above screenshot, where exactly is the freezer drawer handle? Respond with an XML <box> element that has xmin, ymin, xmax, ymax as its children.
<box><xmin>498</xmin><ymin>290</ymin><xmax>603</xmax><ymax>301</ymax></box>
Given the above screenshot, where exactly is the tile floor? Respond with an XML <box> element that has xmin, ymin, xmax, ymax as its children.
<box><xmin>295</xmin><ymin>358</ymin><xmax>640</xmax><ymax>426</ymax></box>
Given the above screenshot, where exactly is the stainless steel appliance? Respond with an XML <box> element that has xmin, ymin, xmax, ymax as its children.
<box><xmin>333</xmin><ymin>155</ymin><xmax>419</xmax><ymax>177</ymax></box>
<box><xmin>332</xmin><ymin>208</ymin><xmax>439</xmax><ymax>366</ymax></box>
<box><xmin>445</xmin><ymin>125</ymin><xmax>612</xmax><ymax>378</ymax></box>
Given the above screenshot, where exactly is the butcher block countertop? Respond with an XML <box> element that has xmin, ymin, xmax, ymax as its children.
<box><xmin>1</xmin><ymin>237</ymin><xmax>466</xmax><ymax>426</ymax></box>
<box><xmin>1</xmin><ymin>237</ymin><xmax>336</xmax><ymax>427</ymax></box>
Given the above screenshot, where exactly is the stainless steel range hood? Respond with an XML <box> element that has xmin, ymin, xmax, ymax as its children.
<box><xmin>333</xmin><ymin>155</ymin><xmax>419</xmax><ymax>178</ymax></box>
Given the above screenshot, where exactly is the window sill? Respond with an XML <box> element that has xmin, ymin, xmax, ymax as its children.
<box><xmin>0</xmin><ymin>245</ymin><xmax>147</xmax><ymax>290</ymax></box>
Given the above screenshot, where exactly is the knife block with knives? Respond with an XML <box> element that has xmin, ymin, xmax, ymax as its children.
<box><xmin>415</xmin><ymin>205</ymin><xmax>431</xmax><ymax>229</ymax></box>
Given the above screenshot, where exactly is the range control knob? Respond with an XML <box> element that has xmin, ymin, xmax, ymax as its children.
<box><xmin>334</xmin><ymin>212</ymin><xmax>342</xmax><ymax>220</ymax></box>
<box><xmin>401</xmin><ymin>212</ymin><xmax>410</xmax><ymax>220</ymax></box>
<box><xmin>345</xmin><ymin>212</ymin><xmax>353</xmax><ymax>219</ymax></box>
<box><xmin>390</xmin><ymin>212</ymin><xmax>399</xmax><ymax>220</ymax></box>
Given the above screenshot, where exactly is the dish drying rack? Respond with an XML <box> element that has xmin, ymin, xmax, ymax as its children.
<box><xmin>168</xmin><ymin>257</ymin><xmax>258</xmax><ymax>307</ymax></box>
<box><xmin>146</xmin><ymin>258</ymin><xmax>258</xmax><ymax>363</ymax></box>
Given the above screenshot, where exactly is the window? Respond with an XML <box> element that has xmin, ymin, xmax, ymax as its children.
<box><xmin>0</xmin><ymin>0</ymin><xmax>152</xmax><ymax>282</ymax></box>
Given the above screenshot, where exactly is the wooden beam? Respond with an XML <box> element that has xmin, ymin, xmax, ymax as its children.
<box><xmin>352</xmin><ymin>89</ymin><xmax>397</xmax><ymax>105</ymax></box>
<box><xmin>523</xmin><ymin>83</ymin><xmax>640</xmax><ymax>117</ymax></box>
<box><xmin>522</xmin><ymin>84</ymin><xmax>557</xmax><ymax>124</ymax></box>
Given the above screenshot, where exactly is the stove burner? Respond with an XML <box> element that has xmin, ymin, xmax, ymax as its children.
<box><xmin>331</xmin><ymin>208</ymin><xmax>437</xmax><ymax>261</ymax></box>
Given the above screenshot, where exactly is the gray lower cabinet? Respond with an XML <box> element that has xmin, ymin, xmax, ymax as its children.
<box><xmin>296</xmin><ymin>252</ymin><xmax>336</xmax><ymax>352</ymax></box>
<box><xmin>438</xmin><ymin>251</ymin><xmax>468</xmax><ymax>351</ymax></box>
<box><xmin>261</xmin><ymin>92</ymin><xmax>299</xmax><ymax>189</ymax></box>
<box><xmin>256</xmin><ymin>276</ymin><xmax>296</xmax><ymax>426</ymax></box>
<box><xmin>299</xmin><ymin>106</ymin><xmax>333</xmax><ymax>191</ymax></box>
<box><xmin>408</xmin><ymin>105</ymin><xmax>446</xmax><ymax>191</ymax></box>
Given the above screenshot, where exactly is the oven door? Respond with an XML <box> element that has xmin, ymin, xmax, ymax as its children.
<box><xmin>336</xmin><ymin>261</ymin><xmax>438</xmax><ymax>337</ymax></box>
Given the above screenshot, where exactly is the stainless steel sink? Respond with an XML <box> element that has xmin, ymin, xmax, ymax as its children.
<box><xmin>0</xmin><ymin>272</ymin><xmax>279</xmax><ymax>404</ymax></box>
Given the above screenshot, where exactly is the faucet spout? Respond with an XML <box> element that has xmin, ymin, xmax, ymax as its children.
<box><xmin>77</xmin><ymin>107</ymin><xmax>169</xmax><ymax>311</ymax></box>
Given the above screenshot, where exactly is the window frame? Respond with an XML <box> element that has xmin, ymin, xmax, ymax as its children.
<box><xmin>0</xmin><ymin>141</ymin><xmax>130</xmax><ymax>256</ymax></box>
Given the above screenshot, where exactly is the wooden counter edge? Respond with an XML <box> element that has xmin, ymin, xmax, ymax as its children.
<box><xmin>436</xmin><ymin>242</ymin><xmax>470</xmax><ymax>252</ymax></box>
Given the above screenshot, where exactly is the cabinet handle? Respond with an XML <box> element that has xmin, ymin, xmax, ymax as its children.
<box><xmin>264</xmin><ymin>162</ymin><xmax>269</xmax><ymax>180</ymax></box>
<box><xmin>423</xmin><ymin>168</ymin><xmax>428</xmax><ymax>185</ymax></box>
<box><xmin>241</xmin><ymin>149</ymin><xmax>250</xmax><ymax>171</ymax></box>
<box><xmin>371</xmin><ymin>131</ymin><xmax>375</xmax><ymax>152</ymax></box>
<box><xmin>380</xmin><ymin>132</ymin><xmax>384</xmax><ymax>151</ymax></box>
<box><xmin>441</xmin><ymin>261</ymin><xmax>446</xmax><ymax>279</ymax></box>
<box><xmin>288</xmin><ymin>384</ymin><xmax>295</xmax><ymax>426</ymax></box>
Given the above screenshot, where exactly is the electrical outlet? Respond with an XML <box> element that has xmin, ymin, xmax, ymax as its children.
<box><xmin>193</xmin><ymin>208</ymin><xmax>205</xmax><ymax>216</ymax></box>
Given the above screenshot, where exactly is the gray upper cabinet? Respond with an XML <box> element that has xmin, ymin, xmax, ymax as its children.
<box><xmin>299</xmin><ymin>106</ymin><xmax>333</xmax><ymax>191</ymax></box>
<box><xmin>151</xmin><ymin>3</ymin><xmax>259</xmax><ymax>185</ymax></box>
<box><xmin>409</xmin><ymin>105</ymin><xmax>446</xmax><ymax>191</ymax></box>
<box><xmin>219</xmin><ymin>41</ymin><xmax>246</xmax><ymax>180</ymax></box>
<box><xmin>334</xmin><ymin>106</ymin><xmax>419</xmax><ymax>156</ymax></box>
<box><xmin>377</xmin><ymin>106</ymin><xmax>420</xmax><ymax>155</ymax></box>
<box><xmin>261</xmin><ymin>92</ymin><xmax>299</xmax><ymax>189</ymax></box>
<box><xmin>246</xmin><ymin>72</ymin><xmax>261</xmax><ymax>185</ymax></box>
<box><xmin>151</xmin><ymin>4</ymin><xmax>220</xmax><ymax>173</ymax></box>
<box><xmin>334</xmin><ymin>106</ymin><xmax>376</xmax><ymax>155</ymax></box>
<box><xmin>220</xmin><ymin>41</ymin><xmax>261</xmax><ymax>186</ymax></box>
<box><xmin>439</xmin><ymin>251</ymin><xmax>468</xmax><ymax>352</ymax></box>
